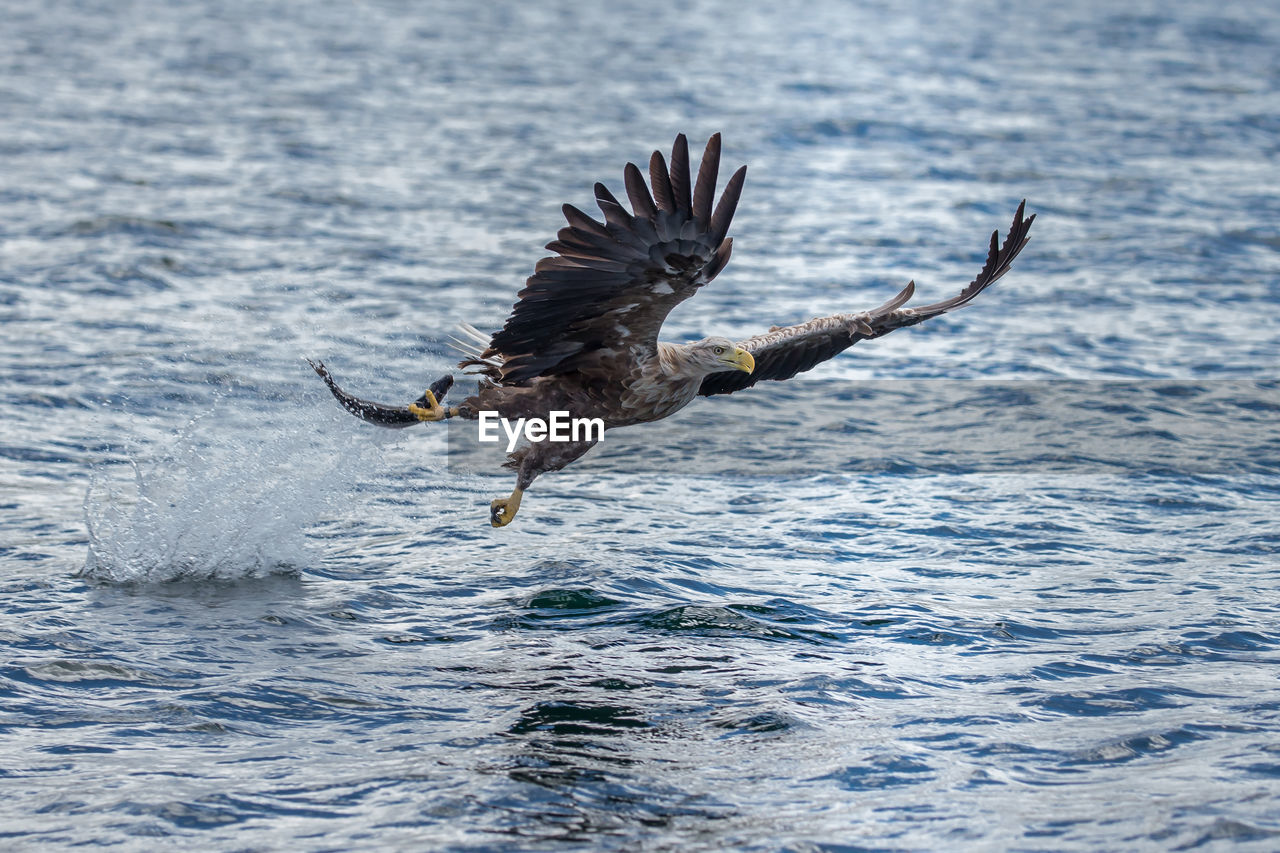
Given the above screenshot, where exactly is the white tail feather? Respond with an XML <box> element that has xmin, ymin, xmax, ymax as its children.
<box><xmin>448</xmin><ymin>322</ymin><xmax>503</xmax><ymax>370</ymax></box>
<box><xmin>456</xmin><ymin>322</ymin><xmax>492</xmax><ymax>346</ymax></box>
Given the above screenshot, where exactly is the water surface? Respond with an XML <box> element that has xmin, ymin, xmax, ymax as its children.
<box><xmin>2</xmin><ymin>0</ymin><xmax>1279</xmax><ymax>849</ymax></box>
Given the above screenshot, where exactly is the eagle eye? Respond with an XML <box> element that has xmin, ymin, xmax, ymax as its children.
<box><xmin>713</xmin><ymin>346</ymin><xmax>726</xmax><ymax>355</ymax></box>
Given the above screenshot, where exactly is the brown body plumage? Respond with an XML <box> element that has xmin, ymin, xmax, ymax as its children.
<box><xmin>310</xmin><ymin>133</ymin><xmax>1035</xmax><ymax>526</ymax></box>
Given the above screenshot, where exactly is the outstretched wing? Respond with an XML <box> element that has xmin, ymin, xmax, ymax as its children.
<box><xmin>464</xmin><ymin>133</ymin><xmax>747</xmax><ymax>385</ymax></box>
<box><xmin>698</xmin><ymin>201</ymin><xmax>1035</xmax><ymax>397</ymax></box>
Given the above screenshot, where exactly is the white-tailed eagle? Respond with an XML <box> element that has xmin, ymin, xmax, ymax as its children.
<box><xmin>310</xmin><ymin>133</ymin><xmax>1034</xmax><ymax>526</ymax></box>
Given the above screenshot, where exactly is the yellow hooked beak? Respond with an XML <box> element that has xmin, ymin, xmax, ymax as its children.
<box><xmin>722</xmin><ymin>347</ymin><xmax>755</xmax><ymax>374</ymax></box>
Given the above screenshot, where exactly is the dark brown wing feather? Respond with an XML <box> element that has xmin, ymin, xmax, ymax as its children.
<box><xmin>699</xmin><ymin>201</ymin><xmax>1035</xmax><ymax>396</ymax></box>
<box><xmin>465</xmin><ymin>134</ymin><xmax>748</xmax><ymax>385</ymax></box>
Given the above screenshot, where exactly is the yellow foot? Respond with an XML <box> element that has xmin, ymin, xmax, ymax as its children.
<box><xmin>408</xmin><ymin>390</ymin><xmax>455</xmax><ymax>422</ymax></box>
<box><xmin>490</xmin><ymin>489</ymin><xmax>524</xmax><ymax>528</ymax></box>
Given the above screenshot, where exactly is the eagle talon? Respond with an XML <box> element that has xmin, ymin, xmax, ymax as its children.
<box><xmin>489</xmin><ymin>489</ymin><xmax>524</xmax><ymax>528</ymax></box>
<box><xmin>409</xmin><ymin>390</ymin><xmax>448</xmax><ymax>422</ymax></box>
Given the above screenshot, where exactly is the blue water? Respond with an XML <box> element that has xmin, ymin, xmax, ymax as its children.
<box><xmin>3</xmin><ymin>0</ymin><xmax>1280</xmax><ymax>848</ymax></box>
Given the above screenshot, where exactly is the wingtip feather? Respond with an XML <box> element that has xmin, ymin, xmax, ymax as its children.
<box><xmin>670</xmin><ymin>133</ymin><xmax>692</xmax><ymax>214</ymax></box>
<box><xmin>624</xmin><ymin>161</ymin><xmax>658</xmax><ymax>219</ymax></box>
<box><xmin>709</xmin><ymin>164</ymin><xmax>747</xmax><ymax>245</ymax></box>
<box><xmin>650</xmin><ymin>150</ymin><xmax>675</xmax><ymax>213</ymax></box>
<box><xmin>693</xmin><ymin>133</ymin><xmax>722</xmax><ymax>228</ymax></box>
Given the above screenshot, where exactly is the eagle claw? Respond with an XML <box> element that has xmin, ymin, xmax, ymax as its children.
<box><xmin>489</xmin><ymin>489</ymin><xmax>524</xmax><ymax>528</ymax></box>
<box><xmin>409</xmin><ymin>390</ymin><xmax>447</xmax><ymax>422</ymax></box>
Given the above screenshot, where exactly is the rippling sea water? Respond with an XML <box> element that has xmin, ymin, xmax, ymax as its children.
<box><xmin>3</xmin><ymin>0</ymin><xmax>1279</xmax><ymax>849</ymax></box>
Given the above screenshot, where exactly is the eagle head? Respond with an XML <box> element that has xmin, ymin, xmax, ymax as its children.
<box><xmin>689</xmin><ymin>337</ymin><xmax>755</xmax><ymax>376</ymax></box>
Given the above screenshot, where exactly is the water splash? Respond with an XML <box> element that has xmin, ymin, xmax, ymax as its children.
<box><xmin>81</xmin><ymin>405</ymin><xmax>385</xmax><ymax>583</ymax></box>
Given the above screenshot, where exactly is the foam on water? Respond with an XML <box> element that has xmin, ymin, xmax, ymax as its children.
<box><xmin>81</xmin><ymin>404</ymin><xmax>383</xmax><ymax>583</ymax></box>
